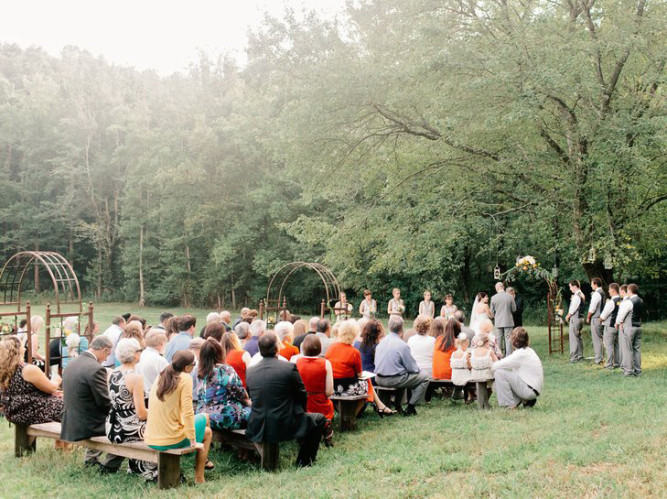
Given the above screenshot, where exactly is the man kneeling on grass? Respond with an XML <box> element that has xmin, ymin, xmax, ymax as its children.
<box><xmin>491</xmin><ymin>327</ymin><xmax>543</xmax><ymax>409</ymax></box>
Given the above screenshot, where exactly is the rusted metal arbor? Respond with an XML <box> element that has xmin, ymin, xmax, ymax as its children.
<box><xmin>0</xmin><ymin>251</ymin><xmax>93</xmax><ymax>373</ymax></box>
<box><xmin>260</xmin><ymin>262</ymin><xmax>342</xmax><ymax>320</ymax></box>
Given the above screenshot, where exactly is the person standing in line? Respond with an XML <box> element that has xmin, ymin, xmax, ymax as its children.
<box><xmin>418</xmin><ymin>290</ymin><xmax>435</xmax><ymax>318</ymax></box>
<box><xmin>440</xmin><ymin>294</ymin><xmax>458</xmax><ymax>320</ymax></box>
<box><xmin>506</xmin><ymin>288</ymin><xmax>523</xmax><ymax>327</ymax></box>
<box><xmin>586</xmin><ymin>277</ymin><xmax>606</xmax><ymax>365</ymax></box>
<box><xmin>599</xmin><ymin>283</ymin><xmax>622</xmax><ymax>369</ymax></box>
<box><xmin>565</xmin><ymin>280</ymin><xmax>586</xmax><ymax>362</ymax></box>
<box><xmin>490</xmin><ymin>282</ymin><xmax>516</xmax><ymax>357</ymax></box>
<box><xmin>387</xmin><ymin>288</ymin><xmax>405</xmax><ymax>318</ymax></box>
<box><xmin>359</xmin><ymin>290</ymin><xmax>377</xmax><ymax>319</ymax></box>
<box><xmin>615</xmin><ymin>283</ymin><xmax>644</xmax><ymax>377</ymax></box>
<box><xmin>334</xmin><ymin>292</ymin><xmax>353</xmax><ymax>320</ymax></box>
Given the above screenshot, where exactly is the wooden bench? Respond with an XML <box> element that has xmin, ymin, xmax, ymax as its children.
<box><xmin>329</xmin><ymin>394</ymin><xmax>368</xmax><ymax>431</ymax></box>
<box><xmin>15</xmin><ymin>422</ymin><xmax>196</xmax><ymax>489</ymax></box>
<box><xmin>210</xmin><ymin>428</ymin><xmax>279</xmax><ymax>471</ymax></box>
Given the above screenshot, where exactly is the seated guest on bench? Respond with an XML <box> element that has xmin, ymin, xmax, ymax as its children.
<box><xmin>374</xmin><ymin>317</ymin><xmax>430</xmax><ymax>416</ymax></box>
<box><xmin>296</xmin><ymin>335</ymin><xmax>335</xmax><ymax>447</ymax></box>
<box><xmin>276</xmin><ymin>321</ymin><xmax>299</xmax><ymax>361</ymax></box>
<box><xmin>106</xmin><ymin>338</ymin><xmax>157</xmax><ymax>481</ymax></box>
<box><xmin>0</xmin><ymin>336</ymin><xmax>66</xmax><ymax>449</ymax></box>
<box><xmin>354</xmin><ymin>319</ymin><xmax>384</xmax><ymax>373</ymax></box>
<box><xmin>221</xmin><ymin>332</ymin><xmax>251</xmax><ymax>388</ymax></box>
<box><xmin>196</xmin><ymin>338</ymin><xmax>251</xmax><ymax>430</ymax></box>
<box><xmin>432</xmin><ymin>318</ymin><xmax>459</xmax><ymax>381</ymax></box>
<box><xmin>145</xmin><ymin>350</ymin><xmax>213</xmax><ymax>484</ymax></box>
<box><xmin>60</xmin><ymin>335</ymin><xmax>125</xmax><ymax>472</ymax></box>
<box><xmin>492</xmin><ymin>327</ymin><xmax>543</xmax><ymax>409</ymax></box>
<box><xmin>137</xmin><ymin>329</ymin><xmax>169</xmax><ymax>400</ymax></box>
<box><xmin>407</xmin><ymin>315</ymin><xmax>435</xmax><ymax>378</ymax></box>
<box><xmin>245</xmin><ymin>333</ymin><xmax>326</xmax><ymax>467</ymax></box>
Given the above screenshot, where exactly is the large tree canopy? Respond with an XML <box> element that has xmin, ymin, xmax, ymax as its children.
<box><xmin>0</xmin><ymin>0</ymin><xmax>665</xmax><ymax>317</ymax></box>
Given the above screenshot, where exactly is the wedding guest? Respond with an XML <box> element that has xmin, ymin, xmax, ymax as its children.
<box><xmin>115</xmin><ymin>321</ymin><xmax>145</xmax><ymax>367</ymax></box>
<box><xmin>419</xmin><ymin>290</ymin><xmax>435</xmax><ymax>318</ymax></box>
<box><xmin>222</xmin><ymin>332</ymin><xmax>251</xmax><ymax>388</ymax></box>
<box><xmin>234</xmin><ymin>321</ymin><xmax>250</xmax><ymax>346</ymax></box>
<box><xmin>586</xmin><ymin>277</ymin><xmax>606</xmax><ymax>365</ymax></box>
<box><xmin>202</xmin><ymin>322</ymin><xmax>225</xmax><ymax>342</ymax></box>
<box><xmin>469</xmin><ymin>332</ymin><xmax>498</xmax><ymax>409</ymax></box>
<box><xmin>432</xmin><ymin>319</ymin><xmax>459</xmax><ymax>380</ymax></box>
<box><xmin>199</xmin><ymin>312</ymin><xmax>220</xmax><ymax>338</ymax></box>
<box><xmin>315</xmin><ymin>319</ymin><xmax>333</xmax><ymax>355</ymax></box>
<box><xmin>326</xmin><ymin>320</ymin><xmax>368</xmax><ymax>398</ymax></box>
<box><xmin>402</xmin><ymin>316</ymin><xmax>420</xmax><ymax>342</ymax></box>
<box><xmin>155</xmin><ymin>312</ymin><xmax>173</xmax><ymax>331</ymax></box>
<box><xmin>276</xmin><ymin>321</ymin><xmax>299</xmax><ymax>360</ymax></box>
<box><xmin>407</xmin><ymin>315</ymin><xmax>435</xmax><ymax>377</ymax></box>
<box><xmin>189</xmin><ymin>337</ymin><xmax>205</xmax><ymax>402</ymax></box>
<box><xmin>101</xmin><ymin>316</ymin><xmax>126</xmax><ymax>368</ymax></box>
<box><xmin>196</xmin><ymin>338</ymin><xmax>251</xmax><ymax>430</ymax></box>
<box><xmin>387</xmin><ymin>288</ymin><xmax>405</xmax><ymax>318</ymax></box>
<box><xmin>454</xmin><ymin>311</ymin><xmax>475</xmax><ymax>343</ymax></box>
<box><xmin>220</xmin><ymin>311</ymin><xmax>233</xmax><ymax>332</ymax></box>
<box><xmin>566</xmin><ymin>280</ymin><xmax>586</xmax><ymax>362</ymax></box>
<box><xmin>293</xmin><ymin>317</ymin><xmax>318</xmax><ymax>351</ymax></box>
<box><xmin>354</xmin><ymin>319</ymin><xmax>384</xmax><ymax>372</ymax></box>
<box><xmin>334</xmin><ymin>292</ymin><xmax>353</xmax><ymax>320</ymax></box>
<box><xmin>374</xmin><ymin>317</ymin><xmax>429</xmax><ymax>416</ymax></box>
<box><xmin>599</xmin><ymin>283</ymin><xmax>622</xmax><ymax>369</ymax></box>
<box><xmin>291</xmin><ymin>320</ymin><xmax>308</xmax><ymax>346</ymax></box>
<box><xmin>106</xmin><ymin>338</ymin><xmax>157</xmax><ymax>481</ymax></box>
<box><xmin>232</xmin><ymin>308</ymin><xmax>250</xmax><ymax>330</ymax></box>
<box><xmin>20</xmin><ymin>315</ymin><xmax>47</xmax><ymax>368</ymax></box>
<box><xmin>359</xmin><ymin>289</ymin><xmax>377</xmax><ymax>319</ymax></box>
<box><xmin>450</xmin><ymin>333</ymin><xmax>473</xmax><ymax>402</ymax></box>
<box><xmin>165</xmin><ymin>315</ymin><xmax>197</xmax><ymax>363</ymax></box>
<box><xmin>507</xmin><ymin>287</ymin><xmax>523</xmax><ymax>327</ymax></box>
<box><xmin>244</xmin><ymin>319</ymin><xmax>265</xmax><ymax>357</ymax></box>
<box><xmin>137</xmin><ymin>329</ymin><xmax>169</xmax><ymax>398</ymax></box>
<box><xmin>616</xmin><ymin>283</ymin><xmax>644</xmax><ymax>377</ymax></box>
<box><xmin>490</xmin><ymin>282</ymin><xmax>516</xmax><ymax>356</ymax></box>
<box><xmin>440</xmin><ymin>294</ymin><xmax>458</xmax><ymax>320</ymax></box>
<box><xmin>165</xmin><ymin>316</ymin><xmax>180</xmax><ymax>341</ymax></box>
<box><xmin>0</xmin><ymin>336</ymin><xmax>64</xmax><ymax>430</ymax></box>
<box><xmin>145</xmin><ymin>350</ymin><xmax>213</xmax><ymax>484</ymax></box>
<box><xmin>492</xmin><ymin>327</ymin><xmax>543</xmax><ymax>408</ymax></box>
<box><xmin>245</xmin><ymin>333</ymin><xmax>326</xmax><ymax>467</ymax></box>
<box><xmin>60</xmin><ymin>335</ymin><xmax>124</xmax><ymax>471</ymax></box>
<box><xmin>296</xmin><ymin>335</ymin><xmax>335</xmax><ymax>446</ymax></box>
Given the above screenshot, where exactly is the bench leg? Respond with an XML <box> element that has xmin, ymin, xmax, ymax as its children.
<box><xmin>157</xmin><ymin>452</ymin><xmax>181</xmax><ymax>489</ymax></box>
<box><xmin>477</xmin><ymin>382</ymin><xmax>490</xmax><ymax>410</ymax></box>
<box><xmin>15</xmin><ymin>424</ymin><xmax>36</xmax><ymax>457</ymax></box>
<box><xmin>338</xmin><ymin>401</ymin><xmax>357</xmax><ymax>432</ymax></box>
<box><xmin>260</xmin><ymin>441</ymin><xmax>279</xmax><ymax>471</ymax></box>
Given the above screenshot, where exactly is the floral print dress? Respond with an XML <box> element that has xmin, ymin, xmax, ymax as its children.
<box><xmin>195</xmin><ymin>364</ymin><xmax>251</xmax><ymax>430</ymax></box>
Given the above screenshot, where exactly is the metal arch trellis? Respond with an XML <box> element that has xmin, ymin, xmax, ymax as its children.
<box><xmin>262</xmin><ymin>262</ymin><xmax>342</xmax><ymax>320</ymax></box>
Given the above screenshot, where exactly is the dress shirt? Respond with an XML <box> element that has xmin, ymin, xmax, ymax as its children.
<box><xmin>492</xmin><ymin>347</ymin><xmax>544</xmax><ymax>394</ymax></box>
<box><xmin>599</xmin><ymin>298</ymin><xmax>616</xmax><ymax>326</ymax></box>
<box><xmin>315</xmin><ymin>333</ymin><xmax>333</xmax><ymax>355</ymax></box>
<box><xmin>244</xmin><ymin>336</ymin><xmax>260</xmax><ymax>357</ymax></box>
<box><xmin>137</xmin><ymin>347</ymin><xmax>169</xmax><ymax>397</ymax></box>
<box><xmin>588</xmin><ymin>289</ymin><xmax>603</xmax><ymax>316</ymax></box>
<box><xmin>375</xmin><ymin>332</ymin><xmax>420</xmax><ymax>376</ymax></box>
<box><xmin>568</xmin><ymin>292</ymin><xmax>582</xmax><ymax>316</ymax></box>
<box><xmin>249</xmin><ymin>352</ymin><xmax>287</xmax><ymax>367</ymax></box>
<box><xmin>615</xmin><ymin>297</ymin><xmax>633</xmax><ymax>327</ymax></box>
<box><xmin>164</xmin><ymin>332</ymin><xmax>193</xmax><ymax>363</ymax></box>
<box><xmin>406</xmin><ymin>334</ymin><xmax>436</xmax><ymax>371</ymax></box>
<box><xmin>101</xmin><ymin>324</ymin><xmax>123</xmax><ymax>368</ymax></box>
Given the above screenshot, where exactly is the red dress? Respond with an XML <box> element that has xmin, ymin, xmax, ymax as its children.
<box><xmin>279</xmin><ymin>342</ymin><xmax>299</xmax><ymax>361</ymax></box>
<box><xmin>296</xmin><ymin>357</ymin><xmax>334</xmax><ymax>420</ymax></box>
<box><xmin>325</xmin><ymin>342</ymin><xmax>374</xmax><ymax>402</ymax></box>
<box><xmin>226</xmin><ymin>349</ymin><xmax>247</xmax><ymax>387</ymax></box>
<box><xmin>433</xmin><ymin>336</ymin><xmax>456</xmax><ymax>380</ymax></box>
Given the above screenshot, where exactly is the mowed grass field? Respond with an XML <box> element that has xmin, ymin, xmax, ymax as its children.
<box><xmin>0</xmin><ymin>303</ymin><xmax>665</xmax><ymax>498</ymax></box>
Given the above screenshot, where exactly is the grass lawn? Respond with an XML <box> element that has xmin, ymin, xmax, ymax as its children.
<box><xmin>0</xmin><ymin>304</ymin><xmax>665</xmax><ymax>498</ymax></box>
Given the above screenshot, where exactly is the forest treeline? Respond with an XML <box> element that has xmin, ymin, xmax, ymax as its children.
<box><xmin>0</xmin><ymin>0</ymin><xmax>665</xmax><ymax>317</ymax></box>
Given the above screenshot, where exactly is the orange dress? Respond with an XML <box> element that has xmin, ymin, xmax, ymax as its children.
<box><xmin>296</xmin><ymin>357</ymin><xmax>335</xmax><ymax>420</ymax></box>
<box><xmin>325</xmin><ymin>343</ymin><xmax>374</xmax><ymax>403</ymax></box>
<box><xmin>226</xmin><ymin>349</ymin><xmax>247</xmax><ymax>387</ymax></box>
<box><xmin>432</xmin><ymin>337</ymin><xmax>456</xmax><ymax>380</ymax></box>
<box><xmin>279</xmin><ymin>342</ymin><xmax>299</xmax><ymax>361</ymax></box>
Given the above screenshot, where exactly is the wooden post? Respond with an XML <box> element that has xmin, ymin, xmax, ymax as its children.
<box><xmin>337</xmin><ymin>401</ymin><xmax>357</xmax><ymax>432</ymax></box>
<box><xmin>15</xmin><ymin>424</ymin><xmax>36</xmax><ymax>457</ymax></box>
<box><xmin>259</xmin><ymin>300</ymin><xmax>264</xmax><ymax>321</ymax></box>
<box><xmin>260</xmin><ymin>441</ymin><xmax>279</xmax><ymax>471</ymax></box>
<box><xmin>282</xmin><ymin>298</ymin><xmax>287</xmax><ymax>321</ymax></box>
<box><xmin>157</xmin><ymin>452</ymin><xmax>181</xmax><ymax>490</ymax></box>
<box><xmin>477</xmin><ymin>382</ymin><xmax>491</xmax><ymax>410</ymax></box>
<box><xmin>320</xmin><ymin>299</ymin><xmax>325</xmax><ymax>319</ymax></box>
<box><xmin>26</xmin><ymin>301</ymin><xmax>33</xmax><ymax>364</ymax></box>
<box><xmin>87</xmin><ymin>302</ymin><xmax>94</xmax><ymax>344</ymax></box>
<box><xmin>45</xmin><ymin>305</ymin><xmax>51</xmax><ymax>377</ymax></box>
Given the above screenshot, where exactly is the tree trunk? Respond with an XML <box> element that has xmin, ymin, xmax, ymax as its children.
<box><xmin>138</xmin><ymin>226</ymin><xmax>145</xmax><ymax>307</ymax></box>
<box><xmin>96</xmin><ymin>248</ymin><xmax>103</xmax><ymax>300</ymax></box>
<box><xmin>582</xmin><ymin>261</ymin><xmax>614</xmax><ymax>288</ymax></box>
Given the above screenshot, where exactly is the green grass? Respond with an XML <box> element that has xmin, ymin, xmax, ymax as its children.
<box><xmin>0</xmin><ymin>305</ymin><xmax>665</xmax><ymax>498</ymax></box>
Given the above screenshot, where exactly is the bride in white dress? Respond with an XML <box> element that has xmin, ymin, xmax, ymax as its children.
<box><xmin>469</xmin><ymin>292</ymin><xmax>494</xmax><ymax>335</ymax></box>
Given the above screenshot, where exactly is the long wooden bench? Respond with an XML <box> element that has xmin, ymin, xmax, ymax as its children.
<box><xmin>15</xmin><ymin>422</ymin><xmax>197</xmax><ymax>489</ymax></box>
<box><xmin>210</xmin><ymin>428</ymin><xmax>279</xmax><ymax>471</ymax></box>
<box><xmin>329</xmin><ymin>394</ymin><xmax>368</xmax><ymax>431</ymax></box>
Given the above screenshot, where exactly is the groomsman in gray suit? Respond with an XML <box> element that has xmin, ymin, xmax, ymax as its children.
<box><xmin>566</xmin><ymin>280</ymin><xmax>586</xmax><ymax>362</ymax></box>
<box><xmin>586</xmin><ymin>277</ymin><xmax>606</xmax><ymax>364</ymax></box>
<box><xmin>490</xmin><ymin>282</ymin><xmax>516</xmax><ymax>356</ymax></box>
<box><xmin>615</xmin><ymin>283</ymin><xmax>644</xmax><ymax>377</ymax></box>
<box><xmin>599</xmin><ymin>283</ymin><xmax>621</xmax><ymax>369</ymax></box>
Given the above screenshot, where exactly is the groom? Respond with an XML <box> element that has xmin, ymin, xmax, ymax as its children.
<box><xmin>490</xmin><ymin>282</ymin><xmax>516</xmax><ymax>357</ymax></box>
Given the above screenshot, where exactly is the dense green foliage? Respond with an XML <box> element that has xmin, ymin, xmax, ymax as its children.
<box><xmin>0</xmin><ymin>0</ymin><xmax>665</xmax><ymax>316</ymax></box>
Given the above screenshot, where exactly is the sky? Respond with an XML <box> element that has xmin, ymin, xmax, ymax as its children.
<box><xmin>0</xmin><ymin>0</ymin><xmax>348</xmax><ymax>75</ymax></box>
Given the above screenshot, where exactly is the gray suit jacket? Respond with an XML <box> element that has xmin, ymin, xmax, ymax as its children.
<box><xmin>60</xmin><ymin>351</ymin><xmax>111</xmax><ymax>442</ymax></box>
<box><xmin>491</xmin><ymin>291</ymin><xmax>516</xmax><ymax>328</ymax></box>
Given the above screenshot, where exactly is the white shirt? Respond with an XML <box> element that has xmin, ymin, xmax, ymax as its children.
<box><xmin>316</xmin><ymin>333</ymin><xmax>333</xmax><ymax>354</ymax></box>
<box><xmin>136</xmin><ymin>347</ymin><xmax>168</xmax><ymax>397</ymax></box>
<box><xmin>101</xmin><ymin>324</ymin><xmax>123</xmax><ymax>367</ymax></box>
<box><xmin>407</xmin><ymin>334</ymin><xmax>436</xmax><ymax>371</ymax></box>
<box><xmin>615</xmin><ymin>297</ymin><xmax>633</xmax><ymax>327</ymax></box>
<box><xmin>588</xmin><ymin>289</ymin><xmax>602</xmax><ymax>316</ymax></box>
<box><xmin>249</xmin><ymin>352</ymin><xmax>287</xmax><ymax>367</ymax></box>
<box><xmin>492</xmin><ymin>347</ymin><xmax>544</xmax><ymax>394</ymax></box>
<box><xmin>599</xmin><ymin>298</ymin><xmax>617</xmax><ymax>326</ymax></box>
<box><xmin>568</xmin><ymin>292</ymin><xmax>582</xmax><ymax>317</ymax></box>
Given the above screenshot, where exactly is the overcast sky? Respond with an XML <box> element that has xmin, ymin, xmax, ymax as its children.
<box><xmin>0</xmin><ymin>0</ymin><xmax>347</xmax><ymax>75</ymax></box>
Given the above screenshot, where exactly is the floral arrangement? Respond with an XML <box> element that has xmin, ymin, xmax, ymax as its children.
<box><xmin>503</xmin><ymin>255</ymin><xmax>563</xmax><ymax>322</ymax></box>
<box><xmin>516</xmin><ymin>255</ymin><xmax>538</xmax><ymax>270</ymax></box>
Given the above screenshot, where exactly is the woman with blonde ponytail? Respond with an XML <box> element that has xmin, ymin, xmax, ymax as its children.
<box><xmin>145</xmin><ymin>350</ymin><xmax>213</xmax><ymax>484</ymax></box>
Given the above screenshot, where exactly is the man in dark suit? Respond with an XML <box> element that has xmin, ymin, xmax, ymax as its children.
<box><xmin>60</xmin><ymin>335</ymin><xmax>124</xmax><ymax>472</ymax></box>
<box><xmin>507</xmin><ymin>287</ymin><xmax>524</xmax><ymax>327</ymax></box>
<box><xmin>245</xmin><ymin>332</ymin><xmax>325</xmax><ymax>467</ymax></box>
<box><xmin>491</xmin><ymin>282</ymin><xmax>517</xmax><ymax>356</ymax></box>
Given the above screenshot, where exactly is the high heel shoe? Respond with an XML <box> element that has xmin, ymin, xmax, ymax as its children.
<box><xmin>375</xmin><ymin>404</ymin><xmax>397</xmax><ymax>418</ymax></box>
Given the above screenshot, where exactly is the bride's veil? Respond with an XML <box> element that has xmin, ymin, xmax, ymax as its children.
<box><xmin>469</xmin><ymin>294</ymin><xmax>480</xmax><ymax>331</ymax></box>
